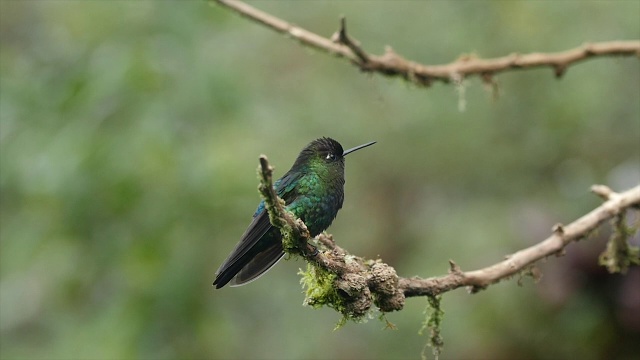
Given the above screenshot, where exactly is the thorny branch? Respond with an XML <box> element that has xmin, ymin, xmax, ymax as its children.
<box><xmin>257</xmin><ymin>156</ymin><xmax>640</xmax><ymax>316</ymax></box>
<box><xmin>215</xmin><ymin>0</ymin><xmax>640</xmax><ymax>87</ymax></box>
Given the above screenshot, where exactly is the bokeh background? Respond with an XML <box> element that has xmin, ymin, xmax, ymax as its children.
<box><xmin>1</xmin><ymin>1</ymin><xmax>639</xmax><ymax>359</ymax></box>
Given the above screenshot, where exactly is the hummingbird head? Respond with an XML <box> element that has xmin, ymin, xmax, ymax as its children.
<box><xmin>292</xmin><ymin>137</ymin><xmax>376</xmax><ymax>177</ymax></box>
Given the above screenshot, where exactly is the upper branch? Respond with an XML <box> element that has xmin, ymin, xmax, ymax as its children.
<box><xmin>215</xmin><ymin>0</ymin><xmax>640</xmax><ymax>86</ymax></box>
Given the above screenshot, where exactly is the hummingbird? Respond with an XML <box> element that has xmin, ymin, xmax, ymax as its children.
<box><xmin>213</xmin><ymin>137</ymin><xmax>376</xmax><ymax>289</ymax></box>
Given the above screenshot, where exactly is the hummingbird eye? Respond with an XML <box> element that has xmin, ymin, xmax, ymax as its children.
<box><xmin>325</xmin><ymin>153</ymin><xmax>336</xmax><ymax>161</ymax></box>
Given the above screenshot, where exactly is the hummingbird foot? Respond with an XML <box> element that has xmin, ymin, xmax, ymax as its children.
<box><xmin>305</xmin><ymin>243</ymin><xmax>319</xmax><ymax>257</ymax></box>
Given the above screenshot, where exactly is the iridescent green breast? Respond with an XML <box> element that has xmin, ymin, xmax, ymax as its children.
<box><xmin>286</xmin><ymin>172</ymin><xmax>344</xmax><ymax>236</ymax></box>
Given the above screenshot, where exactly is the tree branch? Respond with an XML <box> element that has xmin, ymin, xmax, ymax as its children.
<box><xmin>215</xmin><ymin>0</ymin><xmax>640</xmax><ymax>86</ymax></box>
<box><xmin>401</xmin><ymin>185</ymin><xmax>640</xmax><ymax>297</ymax></box>
<box><xmin>257</xmin><ymin>155</ymin><xmax>640</xmax><ymax>318</ymax></box>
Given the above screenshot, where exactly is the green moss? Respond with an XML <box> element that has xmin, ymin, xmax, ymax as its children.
<box><xmin>278</xmin><ymin>217</ymin><xmax>298</xmax><ymax>254</ymax></box>
<box><xmin>419</xmin><ymin>295</ymin><xmax>444</xmax><ymax>360</ymax></box>
<box><xmin>299</xmin><ymin>263</ymin><xmax>339</xmax><ymax>308</ymax></box>
<box><xmin>599</xmin><ymin>213</ymin><xmax>640</xmax><ymax>273</ymax></box>
<box><xmin>378</xmin><ymin>313</ymin><xmax>397</xmax><ymax>330</ymax></box>
<box><xmin>298</xmin><ymin>263</ymin><xmax>370</xmax><ymax>328</ymax></box>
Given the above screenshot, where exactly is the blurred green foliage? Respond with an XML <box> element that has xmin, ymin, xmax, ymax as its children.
<box><xmin>1</xmin><ymin>1</ymin><xmax>639</xmax><ymax>359</ymax></box>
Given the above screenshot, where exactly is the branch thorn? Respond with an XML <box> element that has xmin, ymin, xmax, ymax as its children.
<box><xmin>554</xmin><ymin>64</ymin><xmax>567</xmax><ymax>78</ymax></box>
<box><xmin>448</xmin><ymin>260</ymin><xmax>462</xmax><ymax>274</ymax></box>
<box><xmin>591</xmin><ymin>184</ymin><xmax>614</xmax><ymax>200</ymax></box>
<box><xmin>552</xmin><ymin>223</ymin><xmax>565</xmax><ymax>235</ymax></box>
<box><xmin>336</xmin><ymin>15</ymin><xmax>369</xmax><ymax>63</ymax></box>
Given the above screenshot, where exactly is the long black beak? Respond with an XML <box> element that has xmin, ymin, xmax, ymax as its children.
<box><xmin>343</xmin><ymin>141</ymin><xmax>376</xmax><ymax>156</ymax></box>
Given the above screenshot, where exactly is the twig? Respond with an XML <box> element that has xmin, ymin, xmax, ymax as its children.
<box><xmin>257</xmin><ymin>155</ymin><xmax>640</xmax><ymax>314</ymax></box>
<box><xmin>215</xmin><ymin>0</ymin><xmax>640</xmax><ymax>87</ymax></box>
<box><xmin>334</xmin><ymin>16</ymin><xmax>369</xmax><ymax>63</ymax></box>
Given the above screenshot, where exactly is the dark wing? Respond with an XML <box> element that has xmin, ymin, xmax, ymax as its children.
<box><xmin>213</xmin><ymin>170</ymin><xmax>302</xmax><ymax>288</ymax></box>
<box><xmin>227</xmin><ymin>237</ymin><xmax>284</xmax><ymax>286</ymax></box>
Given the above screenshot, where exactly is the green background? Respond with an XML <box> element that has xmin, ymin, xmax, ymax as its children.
<box><xmin>1</xmin><ymin>1</ymin><xmax>639</xmax><ymax>359</ymax></box>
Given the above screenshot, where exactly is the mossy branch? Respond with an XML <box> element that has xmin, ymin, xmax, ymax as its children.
<box><xmin>257</xmin><ymin>156</ymin><xmax>640</xmax><ymax>312</ymax></box>
<box><xmin>258</xmin><ymin>155</ymin><xmax>405</xmax><ymax>322</ymax></box>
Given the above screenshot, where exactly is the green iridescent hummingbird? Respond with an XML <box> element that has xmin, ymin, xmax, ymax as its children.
<box><xmin>213</xmin><ymin>137</ymin><xmax>376</xmax><ymax>288</ymax></box>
